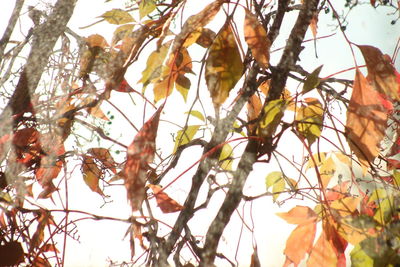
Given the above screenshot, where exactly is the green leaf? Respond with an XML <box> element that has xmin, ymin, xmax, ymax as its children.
<box><xmin>258</xmin><ymin>99</ymin><xmax>287</xmax><ymax>137</ymax></box>
<box><xmin>351</xmin><ymin>244</ymin><xmax>374</xmax><ymax>267</ymax></box>
<box><xmin>100</xmin><ymin>9</ymin><xmax>134</xmax><ymax>25</ymax></box>
<box><xmin>185</xmin><ymin>110</ymin><xmax>205</xmax><ymax>122</ymax></box>
<box><xmin>296</xmin><ymin>98</ymin><xmax>324</xmax><ymax>145</ymax></box>
<box><xmin>219</xmin><ymin>144</ymin><xmax>233</xmax><ymax>170</ymax></box>
<box><xmin>303</xmin><ymin>65</ymin><xmax>323</xmax><ymax>93</ymax></box>
<box><xmin>173</xmin><ymin>125</ymin><xmax>200</xmax><ymax>153</ymax></box>
<box><xmin>139</xmin><ymin>0</ymin><xmax>156</xmax><ymax>19</ymax></box>
<box><xmin>205</xmin><ymin>23</ymin><xmax>243</xmax><ymax>110</ymax></box>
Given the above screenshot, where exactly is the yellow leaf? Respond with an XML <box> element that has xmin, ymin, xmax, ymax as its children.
<box><xmin>205</xmin><ymin>23</ymin><xmax>243</xmax><ymax>110</ymax></box>
<box><xmin>219</xmin><ymin>144</ymin><xmax>233</xmax><ymax>170</ymax></box>
<box><xmin>244</xmin><ymin>9</ymin><xmax>270</xmax><ymax>68</ymax></box>
<box><xmin>112</xmin><ymin>24</ymin><xmax>134</xmax><ymax>46</ymax></box>
<box><xmin>100</xmin><ymin>9</ymin><xmax>134</xmax><ymax>25</ymax></box>
<box><xmin>185</xmin><ymin>110</ymin><xmax>205</xmax><ymax>122</ymax></box>
<box><xmin>173</xmin><ymin>125</ymin><xmax>200</xmax><ymax>153</ymax></box>
<box><xmin>139</xmin><ymin>0</ymin><xmax>156</xmax><ymax>19</ymax></box>
<box><xmin>140</xmin><ymin>41</ymin><xmax>171</xmax><ymax>88</ymax></box>
<box><xmin>258</xmin><ymin>99</ymin><xmax>287</xmax><ymax>137</ymax></box>
<box><xmin>296</xmin><ymin>98</ymin><xmax>324</xmax><ymax>145</ymax></box>
<box><xmin>319</xmin><ymin>157</ymin><xmax>336</xmax><ymax>188</ymax></box>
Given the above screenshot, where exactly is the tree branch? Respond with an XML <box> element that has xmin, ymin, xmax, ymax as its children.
<box><xmin>199</xmin><ymin>0</ymin><xmax>320</xmax><ymax>264</ymax></box>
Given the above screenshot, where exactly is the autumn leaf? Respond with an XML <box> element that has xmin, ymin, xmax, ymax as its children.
<box><xmin>276</xmin><ymin>206</ymin><xmax>318</xmax><ymax>225</ymax></box>
<box><xmin>100</xmin><ymin>9</ymin><xmax>134</xmax><ymax>25</ymax></box>
<box><xmin>123</xmin><ymin>107</ymin><xmax>162</xmax><ymax>211</ymax></box>
<box><xmin>244</xmin><ymin>9</ymin><xmax>270</xmax><ymax>68</ymax></box>
<box><xmin>247</xmin><ymin>94</ymin><xmax>262</xmax><ymax>133</ymax></box>
<box><xmin>0</xmin><ymin>241</ymin><xmax>24</xmax><ymax>266</ymax></box>
<box><xmin>309</xmin><ymin>12</ymin><xmax>318</xmax><ymax>39</ymax></box>
<box><xmin>148</xmin><ymin>184</ymin><xmax>183</xmax><ymax>213</ymax></box>
<box><xmin>258</xmin><ymin>99</ymin><xmax>287</xmax><ymax>138</ymax></box>
<box><xmin>111</xmin><ymin>24</ymin><xmax>135</xmax><ymax>47</ymax></box>
<box><xmin>88</xmin><ymin>147</ymin><xmax>117</xmax><ymax>173</ymax></box>
<box><xmin>307</xmin><ymin>232</ymin><xmax>338</xmax><ymax>267</ymax></box>
<box><xmin>82</xmin><ymin>155</ymin><xmax>105</xmax><ymax>196</ymax></box>
<box><xmin>265</xmin><ymin>171</ymin><xmax>285</xmax><ymax>202</ymax></box>
<box><xmin>173</xmin><ymin>125</ymin><xmax>200</xmax><ymax>153</ymax></box>
<box><xmin>296</xmin><ymin>98</ymin><xmax>324</xmax><ymax>145</ymax></box>
<box><xmin>206</xmin><ymin>22</ymin><xmax>243</xmax><ymax>111</ymax></box>
<box><xmin>195</xmin><ymin>28</ymin><xmax>216</xmax><ymax>48</ymax></box>
<box><xmin>283</xmin><ymin>221</ymin><xmax>317</xmax><ymax>266</ymax></box>
<box><xmin>303</xmin><ymin>65</ymin><xmax>323</xmax><ymax>93</ymax></box>
<box><xmin>357</xmin><ymin>45</ymin><xmax>399</xmax><ymax>101</ymax></box>
<box><xmin>171</xmin><ymin>0</ymin><xmax>225</xmax><ymax>55</ymax></box>
<box><xmin>139</xmin><ymin>0</ymin><xmax>156</xmax><ymax>19</ymax></box>
<box><xmin>140</xmin><ymin>41</ymin><xmax>171</xmax><ymax>88</ymax></box>
<box><xmin>346</xmin><ymin>70</ymin><xmax>388</xmax><ymax>168</ymax></box>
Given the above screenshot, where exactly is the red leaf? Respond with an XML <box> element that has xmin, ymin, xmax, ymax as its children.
<box><xmin>149</xmin><ymin>184</ymin><xmax>183</xmax><ymax>213</ymax></box>
<box><xmin>123</xmin><ymin>107</ymin><xmax>162</xmax><ymax>211</ymax></box>
<box><xmin>115</xmin><ymin>78</ymin><xmax>135</xmax><ymax>92</ymax></box>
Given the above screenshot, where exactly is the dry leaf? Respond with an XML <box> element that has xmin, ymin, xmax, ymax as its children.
<box><xmin>346</xmin><ymin>70</ymin><xmax>388</xmax><ymax>168</ymax></box>
<box><xmin>357</xmin><ymin>45</ymin><xmax>399</xmax><ymax>101</ymax></box>
<box><xmin>82</xmin><ymin>156</ymin><xmax>105</xmax><ymax>196</ymax></box>
<box><xmin>123</xmin><ymin>107</ymin><xmax>162</xmax><ymax>211</ymax></box>
<box><xmin>205</xmin><ymin>23</ymin><xmax>243</xmax><ymax>110</ymax></box>
<box><xmin>148</xmin><ymin>184</ymin><xmax>183</xmax><ymax>213</ymax></box>
<box><xmin>244</xmin><ymin>9</ymin><xmax>270</xmax><ymax>68</ymax></box>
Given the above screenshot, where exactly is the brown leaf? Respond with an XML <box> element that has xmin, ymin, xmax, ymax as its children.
<box><xmin>250</xmin><ymin>246</ymin><xmax>261</xmax><ymax>267</ymax></box>
<box><xmin>205</xmin><ymin>22</ymin><xmax>243</xmax><ymax>110</ymax></box>
<box><xmin>346</xmin><ymin>70</ymin><xmax>388</xmax><ymax>167</ymax></box>
<box><xmin>357</xmin><ymin>45</ymin><xmax>399</xmax><ymax>101</ymax></box>
<box><xmin>284</xmin><ymin>222</ymin><xmax>316</xmax><ymax>266</ymax></box>
<box><xmin>85</xmin><ymin>34</ymin><xmax>108</xmax><ymax>48</ymax></box>
<box><xmin>244</xmin><ymin>9</ymin><xmax>270</xmax><ymax>68</ymax></box>
<box><xmin>195</xmin><ymin>28</ymin><xmax>216</xmax><ymax>48</ymax></box>
<box><xmin>310</xmin><ymin>13</ymin><xmax>318</xmax><ymax>39</ymax></box>
<box><xmin>82</xmin><ymin>156</ymin><xmax>105</xmax><ymax>196</ymax></box>
<box><xmin>276</xmin><ymin>206</ymin><xmax>318</xmax><ymax>225</ymax></box>
<box><xmin>247</xmin><ymin>94</ymin><xmax>262</xmax><ymax>133</ymax></box>
<box><xmin>148</xmin><ymin>184</ymin><xmax>183</xmax><ymax>213</ymax></box>
<box><xmin>171</xmin><ymin>0</ymin><xmax>225</xmax><ymax>54</ymax></box>
<box><xmin>88</xmin><ymin>147</ymin><xmax>117</xmax><ymax>173</ymax></box>
<box><xmin>123</xmin><ymin>107</ymin><xmax>162</xmax><ymax>211</ymax></box>
<box><xmin>0</xmin><ymin>241</ymin><xmax>24</xmax><ymax>266</ymax></box>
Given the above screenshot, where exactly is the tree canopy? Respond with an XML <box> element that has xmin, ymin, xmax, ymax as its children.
<box><xmin>0</xmin><ymin>0</ymin><xmax>399</xmax><ymax>266</ymax></box>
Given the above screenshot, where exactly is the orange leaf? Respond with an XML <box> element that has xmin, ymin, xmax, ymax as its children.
<box><xmin>85</xmin><ymin>34</ymin><xmax>108</xmax><ymax>48</ymax></box>
<box><xmin>123</xmin><ymin>107</ymin><xmax>162</xmax><ymax>211</ymax></box>
<box><xmin>244</xmin><ymin>9</ymin><xmax>270</xmax><ymax>68</ymax></box>
<box><xmin>310</xmin><ymin>13</ymin><xmax>318</xmax><ymax>39</ymax></box>
<box><xmin>247</xmin><ymin>94</ymin><xmax>262</xmax><ymax>133</ymax></box>
<box><xmin>276</xmin><ymin>206</ymin><xmax>317</xmax><ymax>225</ymax></box>
<box><xmin>82</xmin><ymin>156</ymin><xmax>104</xmax><ymax>196</ymax></box>
<box><xmin>307</xmin><ymin>232</ymin><xmax>337</xmax><ymax>267</ymax></box>
<box><xmin>148</xmin><ymin>184</ymin><xmax>183</xmax><ymax>213</ymax></box>
<box><xmin>284</xmin><ymin>222</ymin><xmax>317</xmax><ymax>265</ymax></box>
<box><xmin>345</xmin><ymin>70</ymin><xmax>388</xmax><ymax>168</ymax></box>
<box><xmin>357</xmin><ymin>45</ymin><xmax>399</xmax><ymax>101</ymax></box>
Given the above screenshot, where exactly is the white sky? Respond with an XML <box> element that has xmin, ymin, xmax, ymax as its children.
<box><xmin>1</xmin><ymin>0</ymin><xmax>399</xmax><ymax>266</ymax></box>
